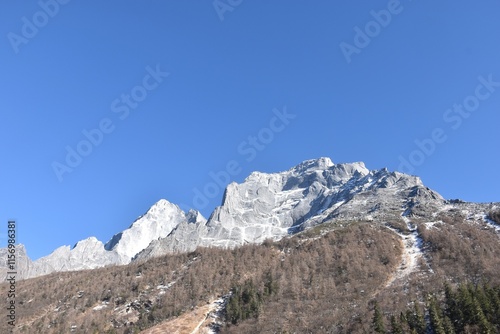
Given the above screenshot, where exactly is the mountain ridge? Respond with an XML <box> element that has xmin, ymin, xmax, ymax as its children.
<box><xmin>2</xmin><ymin>157</ymin><xmax>497</xmax><ymax>280</ymax></box>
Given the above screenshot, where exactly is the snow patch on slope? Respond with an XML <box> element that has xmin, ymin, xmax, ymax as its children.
<box><xmin>384</xmin><ymin>215</ymin><xmax>430</xmax><ymax>288</ymax></box>
<box><xmin>484</xmin><ymin>215</ymin><xmax>500</xmax><ymax>233</ymax></box>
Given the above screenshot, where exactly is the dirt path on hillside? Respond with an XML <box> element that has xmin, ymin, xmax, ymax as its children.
<box><xmin>139</xmin><ymin>296</ymin><xmax>227</xmax><ymax>334</ymax></box>
<box><xmin>15</xmin><ymin>302</ymin><xmax>57</xmax><ymax>331</ymax></box>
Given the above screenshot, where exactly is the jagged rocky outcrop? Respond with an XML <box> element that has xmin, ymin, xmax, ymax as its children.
<box><xmin>104</xmin><ymin>199</ymin><xmax>198</xmax><ymax>264</ymax></box>
<box><xmin>23</xmin><ymin>237</ymin><xmax>120</xmax><ymax>278</ymax></box>
<box><xmin>3</xmin><ymin>157</ymin><xmax>498</xmax><ymax>279</ymax></box>
<box><xmin>134</xmin><ymin>158</ymin><xmax>449</xmax><ymax>259</ymax></box>
<box><xmin>11</xmin><ymin>200</ymin><xmax>206</xmax><ymax>279</ymax></box>
<box><xmin>0</xmin><ymin>244</ymin><xmax>33</xmax><ymax>279</ymax></box>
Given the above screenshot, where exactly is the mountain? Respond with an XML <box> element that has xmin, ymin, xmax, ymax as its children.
<box><xmin>0</xmin><ymin>244</ymin><xmax>33</xmax><ymax>279</ymax></box>
<box><xmin>134</xmin><ymin>157</ymin><xmax>446</xmax><ymax>259</ymax></box>
<box><xmin>12</xmin><ymin>201</ymin><xmax>206</xmax><ymax>279</ymax></box>
<box><xmin>2</xmin><ymin>158</ymin><xmax>497</xmax><ymax>280</ymax></box>
<box><xmin>104</xmin><ymin>199</ymin><xmax>198</xmax><ymax>264</ymax></box>
<box><xmin>22</xmin><ymin>237</ymin><xmax>120</xmax><ymax>278</ymax></box>
<box><xmin>1</xmin><ymin>157</ymin><xmax>499</xmax><ymax>333</ymax></box>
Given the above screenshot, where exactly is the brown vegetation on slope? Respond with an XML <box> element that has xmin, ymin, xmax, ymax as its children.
<box><xmin>0</xmin><ymin>214</ymin><xmax>498</xmax><ymax>333</ymax></box>
<box><xmin>0</xmin><ymin>222</ymin><xmax>401</xmax><ymax>333</ymax></box>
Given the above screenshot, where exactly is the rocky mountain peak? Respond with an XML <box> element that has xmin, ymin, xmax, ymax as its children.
<box><xmin>73</xmin><ymin>236</ymin><xmax>101</xmax><ymax>249</ymax></box>
<box><xmin>291</xmin><ymin>157</ymin><xmax>335</xmax><ymax>173</ymax></box>
<box><xmin>104</xmin><ymin>198</ymin><xmax>198</xmax><ymax>264</ymax></box>
<box><xmin>3</xmin><ymin>157</ymin><xmax>494</xmax><ymax>280</ymax></box>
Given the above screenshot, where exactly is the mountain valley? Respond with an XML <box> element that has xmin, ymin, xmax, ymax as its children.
<box><xmin>1</xmin><ymin>158</ymin><xmax>499</xmax><ymax>333</ymax></box>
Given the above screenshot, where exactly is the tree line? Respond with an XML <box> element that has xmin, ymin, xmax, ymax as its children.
<box><xmin>373</xmin><ymin>282</ymin><xmax>500</xmax><ymax>333</ymax></box>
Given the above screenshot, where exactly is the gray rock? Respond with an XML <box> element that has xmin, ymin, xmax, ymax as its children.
<box><xmin>0</xmin><ymin>244</ymin><xmax>33</xmax><ymax>279</ymax></box>
<box><xmin>104</xmin><ymin>199</ymin><xmax>195</xmax><ymax>264</ymax></box>
<box><xmin>134</xmin><ymin>158</ymin><xmax>462</xmax><ymax>260</ymax></box>
<box><xmin>3</xmin><ymin>157</ymin><xmax>498</xmax><ymax>279</ymax></box>
<box><xmin>23</xmin><ymin>237</ymin><xmax>119</xmax><ymax>278</ymax></box>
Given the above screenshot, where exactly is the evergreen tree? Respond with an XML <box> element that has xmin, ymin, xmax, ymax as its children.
<box><xmin>406</xmin><ymin>303</ymin><xmax>426</xmax><ymax>334</ymax></box>
<box><xmin>263</xmin><ymin>270</ymin><xmax>278</xmax><ymax>297</ymax></box>
<box><xmin>484</xmin><ymin>285</ymin><xmax>500</xmax><ymax>327</ymax></box>
<box><xmin>226</xmin><ymin>288</ymin><xmax>242</xmax><ymax>324</ymax></box>
<box><xmin>444</xmin><ymin>282</ymin><xmax>460</xmax><ymax>331</ymax></box>
<box><xmin>471</xmin><ymin>297</ymin><xmax>492</xmax><ymax>334</ymax></box>
<box><xmin>373</xmin><ymin>302</ymin><xmax>386</xmax><ymax>333</ymax></box>
<box><xmin>390</xmin><ymin>315</ymin><xmax>403</xmax><ymax>334</ymax></box>
<box><xmin>457</xmin><ymin>284</ymin><xmax>475</xmax><ymax>331</ymax></box>
<box><xmin>442</xmin><ymin>315</ymin><xmax>455</xmax><ymax>334</ymax></box>
<box><xmin>225</xmin><ymin>279</ymin><xmax>264</xmax><ymax>325</ymax></box>
<box><xmin>428</xmin><ymin>297</ymin><xmax>446</xmax><ymax>334</ymax></box>
<box><xmin>398</xmin><ymin>311</ymin><xmax>412</xmax><ymax>333</ymax></box>
<box><xmin>475</xmin><ymin>284</ymin><xmax>493</xmax><ymax>317</ymax></box>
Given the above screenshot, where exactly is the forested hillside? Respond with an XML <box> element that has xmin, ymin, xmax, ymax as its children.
<box><xmin>1</xmin><ymin>212</ymin><xmax>499</xmax><ymax>333</ymax></box>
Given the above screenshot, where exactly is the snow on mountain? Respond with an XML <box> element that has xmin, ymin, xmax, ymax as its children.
<box><xmin>3</xmin><ymin>157</ymin><xmax>497</xmax><ymax>279</ymax></box>
<box><xmin>205</xmin><ymin>158</ymin><xmax>371</xmax><ymax>242</ymax></box>
<box><xmin>134</xmin><ymin>158</ymin><xmax>449</xmax><ymax>260</ymax></box>
<box><xmin>23</xmin><ymin>237</ymin><xmax>120</xmax><ymax>278</ymax></box>
<box><xmin>8</xmin><ymin>200</ymin><xmax>206</xmax><ymax>279</ymax></box>
<box><xmin>186</xmin><ymin>209</ymin><xmax>207</xmax><ymax>225</ymax></box>
<box><xmin>104</xmin><ymin>199</ymin><xmax>193</xmax><ymax>264</ymax></box>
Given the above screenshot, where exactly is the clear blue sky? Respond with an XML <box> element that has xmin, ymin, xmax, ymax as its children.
<box><xmin>1</xmin><ymin>1</ymin><xmax>499</xmax><ymax>260</ymax></box>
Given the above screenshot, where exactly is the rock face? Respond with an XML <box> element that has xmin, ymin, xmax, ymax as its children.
<box><xmin>2</xmin><ymin>157</ymin><xmax>497</xmax><ymax>279</ymax></box>
<box><xmin>134</xmin><ymin>157</ymin><xmax>448</xmax><ymax>259</ymax></box>
<box><xmin>11</xmin><ymin>201</ymin><xmax>206</xmax><ymax>279</ymax></box>
<box><xmin>23</xmin><ymin>237</ymin><xmax>120</xmax><ymax>278</ymax></box>
<box><xmin>104</xmin><ymin>199</ymin><xmax>194</xmax><ymax>264</ymax></box>
<box><xmin>0</xmin><ymin>244</ymin><xmax>33</xmax><ymax>279</ymax></box>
